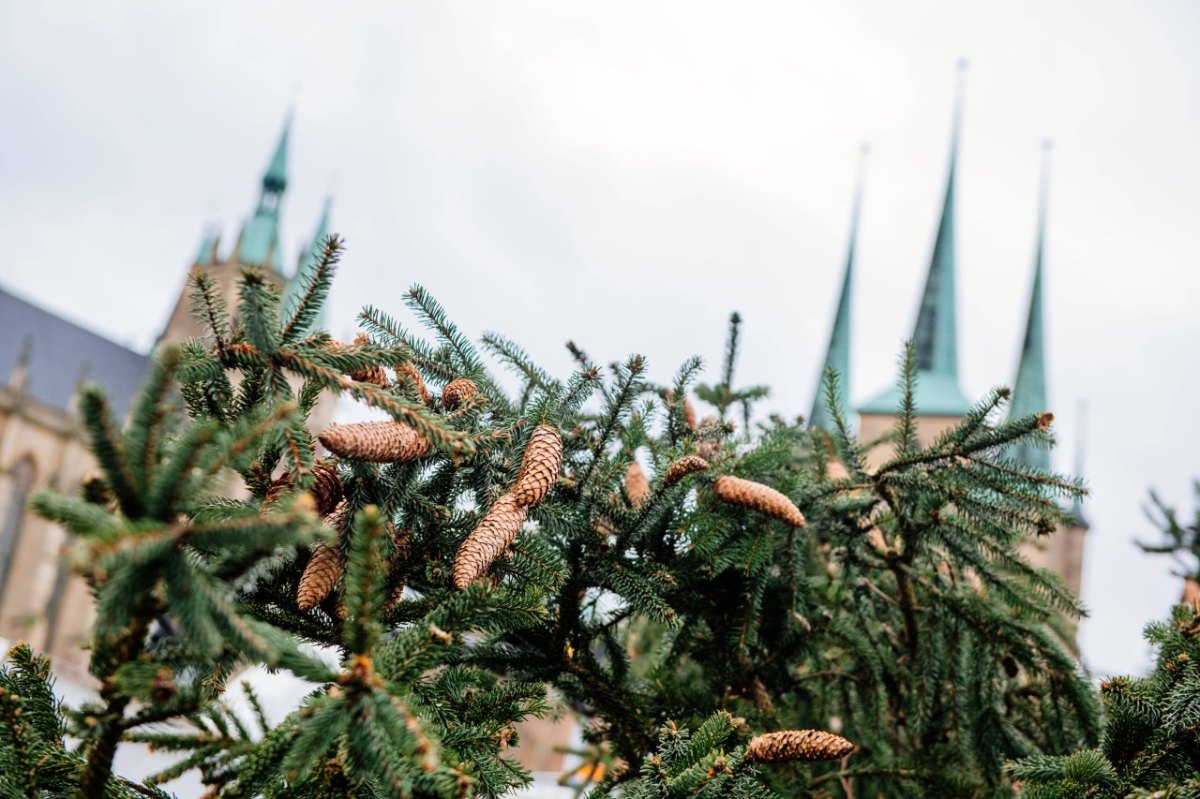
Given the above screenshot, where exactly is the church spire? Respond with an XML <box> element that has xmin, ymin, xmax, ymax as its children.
<box><xmin>262</xmin><ymin>113</ymin><xmax>290</xmax><ymax>196</ymax></box>
<box><xmin>192</xmin><ymin>224</ymin><xmax>217</xmax><ymax>266</ymax></box>
<box><xmin>911</xmin><ymin>62</ymin><xmax>965</xmax><ymax>385</ymax></box>
<box><xmin>283</xmin><ymin>196</ymin><xmax>333</xmax><ymax>336</ymax></box>
<box><xmin>234</xmin><ymin>114</ymin><xmax>291</xmax><ymax>273</ymax></box>
<box><xmin>1010</xmin><ymin>143</ymin><xmax>1052</xmax><ymax>470</ymax></box>
<box><xmin>810</xmin><ymin>146</ymin><xmax>866</xmax><ymax>430</ymax></box>
<box><xmin>859</xmin><ymin>63</ymin><xmax>972</xmax><ymax>417</ymax></box>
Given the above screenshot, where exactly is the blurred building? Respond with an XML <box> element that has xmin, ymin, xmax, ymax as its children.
<box><xmin>809</xmin><ymin>78</ymin><xmax>1088</xmax><ymax>596</ymax></box>
<box><xmin>0</xmin><ymin>118</ymin><xmax>334</xmax><ymax>671</ymax></box>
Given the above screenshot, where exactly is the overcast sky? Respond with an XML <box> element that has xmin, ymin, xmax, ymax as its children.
<box><xmin>2</xmin><ymin>1</ymin><xmax>1198</xmax><ymax>677</ymax></box>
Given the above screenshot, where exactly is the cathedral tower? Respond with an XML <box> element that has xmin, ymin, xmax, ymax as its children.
<box><xmin>857</xmin><ymin>66</ymin><xmax>972</xmax><ymax>464</ymax></box>
<box><xmin>809</xmin><ymin>146</ymin><xmax>865</xmax><ymax>433</ymax></box>
<box><xmin>1010</xmin><ymin>146</ymin><xmax>1089</xmax><ymax>595</ymax></box>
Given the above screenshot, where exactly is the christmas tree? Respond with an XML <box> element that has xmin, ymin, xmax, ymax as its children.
<box><xmin>1</xmin><ymin>237</ymin><xmax>1097</xmax><ymax>797</ymax></box>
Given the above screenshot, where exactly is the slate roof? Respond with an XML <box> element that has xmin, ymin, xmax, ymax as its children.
<box><xmin>0</xmin><ymin>285</ymin><xmax>149</xmax><ymax>417</ymax></box>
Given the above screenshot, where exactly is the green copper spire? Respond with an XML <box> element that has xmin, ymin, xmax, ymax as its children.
<box><xmin>192</xmin><ymin>225</ymin><xmax>216</xmax><ymax>266</ymax></box>
<box><xmin>810</xmin><ymin>146</ymin><xmax>866</xmax><ymax>430</ymax></box>
<box><xmin>912</xmin><ymin>63</ymin><xmax>964</xmax><ymax>382</ymax></box>
<box><xmin>263</xmin><ymin>114</ymin><xmax>290</xmax><ymax>194</ymax></box>
<box><xmin>1010</xmin><ymin>144</ymin><xmax>1052</xmax><ymax>470</ymax></box>
<box><xmin>283</xmin><ymin>196</ymin><xmax>332</xmax><ymax>336</ymax></box>
<box><xmin>236</xmin><ymin>115</ymin><xmax>291</xmax><ymax>272</ymax></box>
<box><xmin>860</xmin><ymin>64</ymin><xmax>972</xmax><ymax>416</ymax></box>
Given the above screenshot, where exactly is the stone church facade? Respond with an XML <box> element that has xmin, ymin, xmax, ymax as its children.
<box><xmin>0</xmin><ymin>118</ymin><xmax>334</xmax><ymax>672</ymax></box>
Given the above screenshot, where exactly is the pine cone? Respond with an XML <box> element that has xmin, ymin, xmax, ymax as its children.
<box><xmin>664</xmin><ymin>455</ymin><xmax>710</xmax><ymax>486</ymax></box>
<box><xmin>395</xmin><ymin>363</ymin><xmax>432</xmax><ymax>405</ymax></box>
<box><xmin>1182</xmin><ymin>578</ymin><xmax>1200</xmax><ymax>611</ymax></box>
<box><xmin>695</xmin><ymin>440</ymin><xmax>721</xmax><ymax>462</ymax></box>
<box><xmin>325</xmin><ymin>499</ymin><xmax>351</xmax><ymax>534</ymax></box>
<box><xmin>712</xmin><ymin>475</ymin><xmax>805</xmax><ymax>527</ymax></box>
<box><xmin>298</xmin><ymin>544</ymin><xmax>342</xmax><ymax>611</ymax></box>
<box><xmin>665</xmin><ymin>390</ymin><xmax>697</xmax><ymax>431</ymax></box>
<box><xmin>745</xmin><ymin>730</ymin><xmax>854</xmax><ymax>762</ymax></box>
<box><xmin>625</xmin><ymin>462</ymin><xmax>650</xmax><ymax>508</ymax></box>
<box><xmin>453</xmin><ymin>494</ymin><xmax>528</xmax><ymax>589</ymax></box>
<box><xmin>348</xmin><ymin>333</ymin><xmax>388</xmax><ymax>387</ymax></box>
<box><xmin>512</xmin><ymin>424</ymin><xmax>563</xmax><ymax>507</ymax></box>
<box><xmin>263</xmin><ymin>474</ymin><xmax>291</xmax><ymax>507</ymax></box>
<box><xmin>442</xmin><ymin>377</ymin><xmax>479</xmax><ymax>410</ymax></box>
<box><xmin>319</xmin><ymin>421</ymin><xmax>433</xmax><ymax>462</ymax></box>
<box><xmin>309</xmin><ymin>461</ymin><xmax>344</xmax><ymax>516</ymax></box>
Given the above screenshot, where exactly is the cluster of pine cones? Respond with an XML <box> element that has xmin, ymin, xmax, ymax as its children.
<box><xmin>277</xmin><ymin>350</ymin><xmax>806</xmax><ymax>607</ymax></box>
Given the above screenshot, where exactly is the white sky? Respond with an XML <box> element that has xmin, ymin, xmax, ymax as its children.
<box><xmin>2</xmin><ymin>1</ymin><xmax>1199</xmax><ymax>677</ymax></box>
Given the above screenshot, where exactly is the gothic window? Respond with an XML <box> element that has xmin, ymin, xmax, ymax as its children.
<box><xmin>0</xmin><ymin>456</ymin><xmax>36</xmax><ymax>605</ymax></box>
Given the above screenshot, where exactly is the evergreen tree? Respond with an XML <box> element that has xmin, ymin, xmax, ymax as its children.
<box><xmin>1009</xmin><ymin>485</ymin><xmax>1200</xmax><ymax>798</ymax></box>
<box><xmin>1</xmin><ymin>237</ymin><xmax>1095</xmax><ymax>797</ymax></box>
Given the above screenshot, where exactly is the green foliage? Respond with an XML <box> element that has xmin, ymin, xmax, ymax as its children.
<box><xmin>1</xmin><ymin>245</ymin><xmax>1096</xmax><ymax>797</ymax></box>
<box><xmin>1011</xmin><ymin>490</ymin><xmax>1200</xmax><ymax>799</ymax></box>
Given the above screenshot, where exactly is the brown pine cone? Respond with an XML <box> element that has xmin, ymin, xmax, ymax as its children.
<box><xmin>319</xmin><ymin>421</ymin><xmax>433</xmax><ymax>463</ymax></box>
<box><xmin>325</xmin><ymin>499</ymin><xmax>351</xmax><ymax>534</ymax></box>
<box><xmin>262</xmin><ymin>467</ymin><xmax>341</xmax><ymax>515</ymax></box>
<box><xmin>442</xmin><ymin>377</ymin><xmax>479</xmax><ymax>410</ymax></box>
<box><xmin>745</xmin><ymin>730</ymin><xmax>854</xmax><ymax>762</ymax></box>
<box><xmin>298</xmin><ymin>544</ymin><xmax>342</xmax><ymax>611</ymax></box>
<box><xmin>712</xmin><ymin>475</ymin><xmax>806</xmax><ymax>527</ymax></box>
<box><xmin>263</xmin><ymin>473</ymin><xmax>291</xmax><ymax>507</ymax></box>
<box><xmin>664</xmin><ymin>455</ymin><xmax>710</xmax><ymax>486</ymax></box>
<box><xmin>309</xmin><ymin>461</ymin><xmax>344</xmax><ymax>516</ymax></box>
<box><xmin>512</xmin><ymin>424</ymin><xmax>563</xmax><ymax>507</ymax></box>
<box><xmin>695</xmin><ymin>440</ymin><xmax>721</xmax><ymax>462</ymax></box>
<box><xmin>453</xmin><ymin>494</ymin><xmax>528</xmax><ymax>589</ymax></box>
<box><xmin>624</xmin><ymin>461</ymin><xmax>650</xmax><ymax>508</ymax></box>
<box><xmin>395</xmin><ymin>363</ymin><xmax>432</xmax><ymax>405</ymax></box>
<box><xmin>348</xmin><ymin>333</ymin><xmax>388</xmax><ymax>387</ymax></box>
<box><xmin>665</xmin><ymin>390</ymin><xmax>697</xmax><ymax>431</ymax></box>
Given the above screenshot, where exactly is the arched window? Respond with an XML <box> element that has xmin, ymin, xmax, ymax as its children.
<box><xmin>0</xmin><ymin>456</ymin><xmax>36</xmax><ymax>613</ymax></box>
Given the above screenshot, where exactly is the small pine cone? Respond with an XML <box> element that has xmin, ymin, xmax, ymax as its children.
<box><xmin>665</xmin><ymin>390</ymin><xmax>697</xmax><ymax>431</ymax></box>
<box><xmin>261</xmin><ymin>468</ymin><xmax>296</xmax><ymax>507</ymax></box>
<box><xmin>395</xmin><ymin>363</ymin><xmax>432</xmax><ymax>405</ymax></box>
<box><xmin>319</xmin><ymin>421</ymin><xmax>433</xmax><ymax>463</ymax></box>
<box><xmin>392</xmin><ymin>527</ymin><xmax>413</xmax><ymax>560</ymax></box>
<box><xmin>695</xmin><ymin>440</ymin><xmax>721</xmax><ymax>462</ymax></box>
<box><xmin>382</xmin><ymin>581</ymin><xmax>407</xmax><ymax>613</ymax></box>
<box><xmin>442</xmin><ymin>377</ymin><xmax>479</xmax><ymax>410</ymax></box>
<box><xmin>453</xmin><ymin>494</ymin><xmax>528</xmax><ymax>589</ymax></box>
<box><xmin>745</xmin><ymin>730</ymin><xmax>855</xmax><ymax>763</ymax></box>
<box><xmin>348</xmin><ymin>333</ymin><xmax>388</xmax><ymax>387</ymax></box>
<box><xmin>713</xmin><ymin>475</ymin><xmax>805</xmax><ymax>527</ymax></box>
<box><xmin>664</xmin><ymin>455</ymin><xmax>710</xmax><ymax>486</ymax></box>
<box><xmin>1037</xmin><ymin>412</ymin><xmax>1055</xmax><ymax>431</ymax></box>
<box><xmin>325</xmin><ymin>499</ymin><xmax>351</xmax><ymax>534</ymax></box>
<box><xmin>512</xmin><ymin>424</ymin><xmax>563</xmax><ymax>507</ymax></box>
<box><xmin>1182</xmin><ymin>578</ymin><xmax>1200</xmax><ymax>611</ymax></box>
<box><xmin>298</xmin><ymin>544</ymin><xmax>343</xmax><ymax>611</ymax></box>
<box><xmin>310</xmin><ymin>461</ymin><xmax>344</xmax><ymax>516</ymax></box>
<box><xmin>624</xmin><ymin>462</ymin><xmax>650</xmax><ymax>508</ymax></box>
